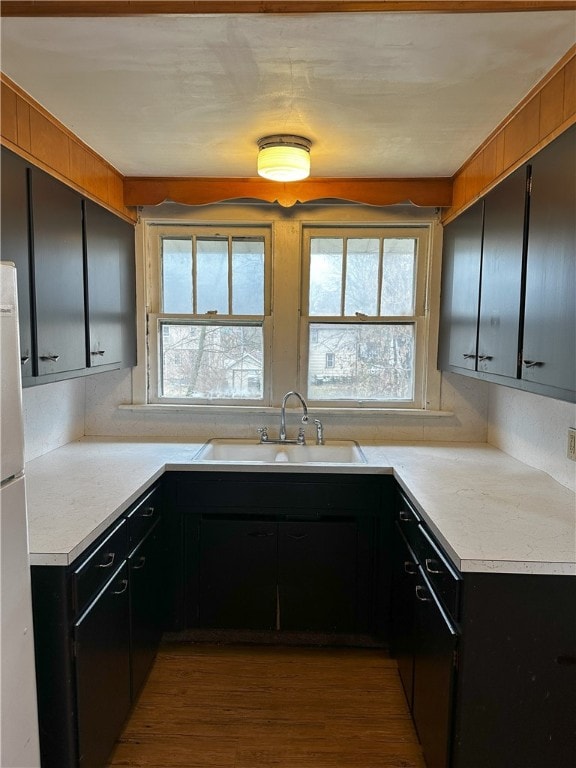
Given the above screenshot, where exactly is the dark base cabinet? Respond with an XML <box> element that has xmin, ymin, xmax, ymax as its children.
<box><xmin>168</xmin><ymin>472</ymin><xmax>393</xmax><ymax>638</ymax></box>
<box><xmin>391</xmin><ymin>491</ymin><xmax>576</xmax><ymax>768</ymax></box>
<box><xmin>31</xmin><ymin>483</ymin><xmax>165</xmax><ymax>768</ymax></box>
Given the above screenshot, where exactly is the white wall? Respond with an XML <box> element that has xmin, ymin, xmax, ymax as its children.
<box><xmin>487</xmin><ymin>383</ymin><xmax>576</xmax><ymax>491</ymax></box>
<box><xmin>83</xmin><ymin>368</ymin><xmax>488</xmax><ymax>444</ymax></box>
<box><xmin>23</xmin><ymin>378</ymin><xmax>85</xmax><ymax>463</ymax></box>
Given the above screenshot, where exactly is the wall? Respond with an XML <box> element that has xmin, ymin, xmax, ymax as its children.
<box><xmin>487</xmin><ymin>384</ymin><xmax>576</xmax><ymax>492</ymax></box>
<box><xmin>23</xmin><ymin>378</ymin><xmax>85</xmax><ymax>463</ymax></box>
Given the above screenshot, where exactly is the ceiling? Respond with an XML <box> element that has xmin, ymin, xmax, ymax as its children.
<box><xmin>1</xmin><ymin>10</ymin><xmax>575</xmax><ymax>179</ymax></box>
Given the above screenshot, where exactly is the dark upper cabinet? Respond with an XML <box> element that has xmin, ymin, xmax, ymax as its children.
<box><xmin>1</xmin><ymin>148</ymin><xmax>34</xmax><ymax>380</ymax></box>
<box><xmin>438</xmin><ymin>200</ymin><xmax>483</xmax><ymax>371</ymax></box>
<box><xmin>439</xmin><ymin>126</ymin><xmax>575</xmax><ymax>403</ymax></box>
<box><xmin>522</xmin><ymin>125</ymin><xmax>576</xmax><ymax>395</ymax></box>
<box><xmin>478</xmin><ymin>165</ymin><xmax>528</xmax><ymax>378</ymax></box>
<box><xmin>84</xmin><ymin>199</ymin><xmax>136</xmax><ymax>368</ymax></box>
<box><xmin>30</xmin><ymin>167</ymin><xmax>86</xmax><ymax>377</ymax></box>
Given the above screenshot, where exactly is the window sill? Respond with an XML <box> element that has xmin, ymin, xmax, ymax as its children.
<box><xmin>118</xmin><ymin>403</ymin><xmax>454</xmax><ymax>418</ymax></box>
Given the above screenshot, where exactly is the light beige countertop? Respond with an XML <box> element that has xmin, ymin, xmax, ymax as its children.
<box><xmin>24</xmin><ymin>437</ymin><xmax>576</xmax><ymax>576</ymax></box>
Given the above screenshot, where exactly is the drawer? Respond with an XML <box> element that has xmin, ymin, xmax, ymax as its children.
<box><xmin>415</xmin><ymin>523</ymin><xmax>461</xmax><ymax>622</ymax></box>
<box><xmin>73</xmin><ymin>520</ymin><xmax>128</xmax><ymax>615</ymax></box>
<box><xmin>396</xmin><ymin>491</ymin><xmax>421</xmax><ymax>548</ymax></box>
<box><xmin>127</xmin><ymin>484</ymin><xmax>163</xmax><ymax>550</ymax></box>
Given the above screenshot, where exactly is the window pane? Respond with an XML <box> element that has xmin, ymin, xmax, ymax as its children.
<box><xmin>345</xmin><ymin>238</ymin><xmax>379</xmax><ymax>315</ymax></box>
<box><xmin>232</xmin><ymin>238</ymin><xmax>265</xmax><ymax>314</ymax></box>
<box><xmin>307</xmin><ymin>323</ymin><xmax>414</xmax><ymax>401</ymax></box>
<box><xmin>309</xmin><ymin>238</ymin><xmax>343</xmax><ymax>316</ymax></box>
<box><xmin>380</xmin><ymin>238</ymin><xmax>416</xmax><ymax>315</ymax></box>
<box><xmin>196</xmin><ymin>238</ymin><xmax>228</xmax><ymax>314</ymax></box>
<box><xmin>162</xmin><ymin>239</ymin><xmax>193</xmax><ymax>313</ymax></box>
<box><xmin>160</xmin><ymin>322</ymin><xmax>263</xmax><ymax>399</ymax></box>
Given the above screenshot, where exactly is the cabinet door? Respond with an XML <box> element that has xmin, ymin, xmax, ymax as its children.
<box><xmin>199</xmin><ymin>518</ymin><xmax>277</xmax><ymax>630</ymax></box>
<box><xmin>478</xmin><ymin>166</ymin><xmax>528</xmax><ymax>378</ymax></box>
<box><xmin>412</xmin><ymin>568</ymin><xmax>458</xmax><ymax>768</ymax></box>
<box><xmin>278</xmin><ymin>520</ymin><xmax>357</xmax><ymax>632</ymax></box>
<box><xmin>390</xmin><ymin>524</ymin><xmax>418</xmax><ymax>708</ymax></box>
<box><xmin>129</xmin><ymin>522</ymin><xmax>165</xmax><ymax>698</ymax></box>
<box><xmin>438</xmin><ymin>201</ymin><xmax>484</xmax><ymax>371</ymax></box>
<box><xmin>522</xmin><ymin>126</ymin><xmax>576</xmax><ymax>395</ymax></box>
<box><xmin>74</xmin><ymin>563</ymin><xmax>131</xmax><ymax>768</ymax></box>
<box><xmin>84</xmin><ymin>199</ymin><xmax>136</xmax><ymax>368</ymax></box>
<box><xmin>0</xmin><ymin>149</ymin><xmax>34</xmax><ymax>380</ymax></box>
<box><xmin>30</xmin><ymin>168</ymin><xmax>86</xmax><ymax>376</ymax></box>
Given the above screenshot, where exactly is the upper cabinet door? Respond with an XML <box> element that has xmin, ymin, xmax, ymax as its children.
<box><xmin>1</xmin><ymin>149</ymin><xmax>34</xmax><ymax>380</ymax></box>
<box><xmin>522</xmin><ymin>126</ymin><xmax>576</xmax><ymax>396</ymax></box>
<box><xmin>438</xmin><ymin>200</ymin><xmax>484</xmax><ymax>371</ymax></box>
<box><xmin>477</xmin><ymin>166</ymin><xmax>529</xmax><ymax>379</ymax></box>
<box><xmin>30</xmin><ymin>168</ymin><xmax>86</xmax><ymax>377</ymax></box>
<box><xmin>84</xmin><ymin>200</ymin><xmax>136</xmax><ymax>368</ymax></box>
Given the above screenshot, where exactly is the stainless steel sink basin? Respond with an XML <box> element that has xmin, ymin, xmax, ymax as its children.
<box><xmin>194</xmin><ymin>438</ymin><xmax>366</xmax><ymax>464</ymax></box>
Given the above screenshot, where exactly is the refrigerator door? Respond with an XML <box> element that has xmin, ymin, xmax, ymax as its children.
<box><xmin>0</xmin><ymin>263</ymin><xmax>25</xmax><ymax>482</ymax></box>
<box><xmin>0</xmin><ymin>476</ymin><xmax>40</xmax><ymax>767</ymax></box>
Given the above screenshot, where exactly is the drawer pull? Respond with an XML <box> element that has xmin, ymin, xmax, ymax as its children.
<box><xmin>478</xmin><ymin>354</ymin><xmax>493</xmax><ymax>361</ymax></box>
<box><xmin>40</xmin><ymin>354</ymin><xmax>60</xmax><ymax>362</ymax></box>
<box><xmin>425</xmin><ymin>558</ymin><xmax>444</xmax><ymax>575</ymax></box>
<box><xmin>142</xmin><ymin>506</ymin><xmax>155</xmax><ymax>518</ymax></box>
<box><xmin>523</xmin><ymin>359</ymin><xmax>544</xmax><ymax>368</ymax></box>
<box><xmin>415</xmin><ymin>585</ymin><xmax>432</xmax><ymax>602</ymax></box>
<box><xmin>21</xmin><ymin>355</ymin><xmax>30</xmax><ymax>364</ymax></box>
<box><xmin>98</xmin><ymin>552</ymin><xmax>116</xmax><ymax>569</ymax></box>
<box><xmin>462</xmin><ymin>353</ymin><xmax>477</xmax><ymax>360</ymax></box>
<box><xmin>288</xmin><ymin>533</ymin><xmax>308</xmax><ymax>540</ymax></box>
<box><xmin>91</xmin><ymin>350</ymin><xmax>106</xmax><ymax>356</ymax></box>
<box><xmin>248</xmin><ymin>531</ymin><xmax>275</xmax><ymax>537</ymax></box>
<box><xmin>404</xmin><ymin>561</ymin><xmax>418</xmax><ymax>575</ymax></box>
<box><xmin>132</xmin><ymin>556</ymin><xmax>146</xmax><ymax>570</ymax></box>
<box><xmin>112</xmin><ymin>579</ymin><xmax>128</xmax><ymax>595</ymax></box>
<box><xmin>399</xmin><ymin>510</ymin><xmax>413</xmax><ymax>522</ymax></box>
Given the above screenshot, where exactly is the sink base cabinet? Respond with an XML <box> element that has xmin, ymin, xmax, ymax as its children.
<box><xmin>30</xmin><ymin>483</ymin><xmax>165</xmax><ymax>768</ymax></box>
<box><xmin>167</xmin><ymin>472</ymin><xmax>393</xmax><ymax>639</ymax></box>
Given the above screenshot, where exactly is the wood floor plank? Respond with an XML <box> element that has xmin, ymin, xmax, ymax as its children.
<box><xmin>107</xmin><ymin>643</ymin><xmax>425</xmax><ymax>768</ymax></box>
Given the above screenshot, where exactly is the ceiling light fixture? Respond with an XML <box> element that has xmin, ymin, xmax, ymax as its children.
<box><xmin>257</xmin><ymin>135</ymin><xmax>312</xmax><ymax>182</ymax></box>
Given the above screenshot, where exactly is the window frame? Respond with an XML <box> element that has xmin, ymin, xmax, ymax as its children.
<box><xmin>299</xmin><ymin>225</ymin><xmax>432</xmax><ymax>409</ymax></box>
<box><xmin>146</xmin><ymin>224</ymin><xmax>273</xmax><ymax>406</ymax></box>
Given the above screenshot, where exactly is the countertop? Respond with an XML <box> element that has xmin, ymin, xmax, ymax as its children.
<box><xmin>24</xmin><ymin>437</ymin><xmax>576</xmax><ymax>576</ymax></box>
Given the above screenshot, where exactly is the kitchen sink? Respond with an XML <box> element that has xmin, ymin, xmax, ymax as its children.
<box><xmin>193</xmin><ymin>438</ymin><xmax>367</xmax><ymax>464</ymax></box>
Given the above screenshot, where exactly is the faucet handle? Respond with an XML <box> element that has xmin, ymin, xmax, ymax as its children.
<box><xmin>257</xmin><ymin>426</ymin><xmax>269</xmax><ymax>443</ymax></box>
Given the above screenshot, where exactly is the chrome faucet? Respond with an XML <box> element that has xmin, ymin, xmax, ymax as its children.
<box><xmin>279</xmin><ymin>391</ymin><xmax>309</xmax><ymax>443</ymax></box>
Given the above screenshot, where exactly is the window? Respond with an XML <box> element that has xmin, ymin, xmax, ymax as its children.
<box><xmin>148</xmin><ymin>226</ymin><xmax>271</xmax><ymax>404</ymax></box>
<box><xmin>144</xmin><ymin>215</ymin><xmax>437</xmax><ymax>410</ymax></box>
<box><xmin>301</xmin><ymin>227</ymin><xmax>430</xmax><ymax>406</ymax></box>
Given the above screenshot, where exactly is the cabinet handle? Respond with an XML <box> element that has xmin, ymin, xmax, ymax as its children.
<box><xmin>478</xmin><ymin>354</ymin><xmax>493</xmax><ymax>361</ymax></box>
<box><xmin>91</xmin><ymin>350</ymin><xmax>106</xmax><ymax>356</ymax></box>
<box><xmin>399</xmin><ymin>510</ymin><xmax>413</xmax><ymax>522</ymax></box>
<box><xmin>288</xmin><ymin>533</ymin><xmax>308</xmax><ymax>540</ymax></box>
<box><xmin>142</xmin><ymin>506</ymin><xmax>155</xmax><ymax>518</ymax></box>
<box><xmin>21</xmin><ymin>355</ymin><xmax>30</xmax><ymax>364</ymax></box>
<box><xmin>404</xmin><ymin>561</ymin><xmax>417</xmax><ymax>575</ymax></box>
<box><xmin>415</xmin><ymin>585</ymin><xmax>432</xmax><ymax>602</ymax></box>
<box><xmin>98</xmin><ymin>552</ymin><xmax>116</xmax><ymax>568</ymax></box>
<box><xmin>40</xmin><ymin>354</ymin><xmax>60</xmax><ymax>362</ymax></box>
<box><xmin>248</xmin><ymin>531</ymin><xmax>275</xmax><ymax>537</ymax></box>
<box><xmin>132</xmin><ymin>556</ymin><xmax>146</xmax><ymax>570</ymax></box>
<box><xmin>425</xmin><ymin>558</ymin><xmax>443</xmax><ymax>575</ymax></box>
<box><xmin>112</xmin><ymin>579</ymin><xmax>128</xmax><ymax>595</ymax></box>
<box><xmin>462</xmin><ymin>353</ymin><xmax>477</xmax><ymax>360</ymax></box>
<box><xmin>523</xmin><ymin>360</ymin><xmax>544</xmax><ymax>368</ymax></box>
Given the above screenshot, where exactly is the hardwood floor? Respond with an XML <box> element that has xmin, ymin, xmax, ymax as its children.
<box><xmin>108</xmin><ymin>643</ymin><xmax>425</xmax><ymax>768</ymax></box>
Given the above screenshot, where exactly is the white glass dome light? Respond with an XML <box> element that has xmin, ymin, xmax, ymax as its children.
<box><xmin>257</xmin><ymin>135</ymin><xmax>312</xmax><ymax>182</ymax></box>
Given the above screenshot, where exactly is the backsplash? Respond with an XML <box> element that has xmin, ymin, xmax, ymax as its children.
<box><xmin>22</xmin><ymin>378</ymin><xmax>85</xmax><ymax>463</ymax></box>
<box><xmin>487</xmin><ymin>384</ymin><xmax>575</xmax><ymax>491</ymax></box>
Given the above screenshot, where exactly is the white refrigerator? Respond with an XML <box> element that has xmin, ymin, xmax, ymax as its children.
<box><xmin>0</xmin><ymin>262</ymin><xmax>41</xmax><ymax>767</ymax></box>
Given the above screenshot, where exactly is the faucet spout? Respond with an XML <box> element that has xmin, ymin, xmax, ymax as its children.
<box><xmin>279</xmin><ymin>391</ymin><xmax>308</xmax><ymax>442</ymax></box>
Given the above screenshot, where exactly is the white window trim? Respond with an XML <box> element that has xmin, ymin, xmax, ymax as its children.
<box><xmin>128</xmin><ymin>203</ymin><xmax>443</xmax><ymax>415</ymax></box>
